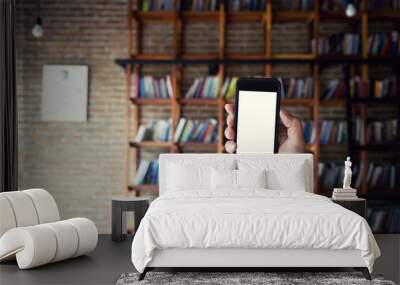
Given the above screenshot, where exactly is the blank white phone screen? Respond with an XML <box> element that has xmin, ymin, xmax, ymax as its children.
<box><xmin>236</xmin><ymin>90</ymin><xmax>277</xmax><ymax>153</ymax></box>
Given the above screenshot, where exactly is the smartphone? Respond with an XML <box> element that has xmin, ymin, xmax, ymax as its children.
<box><xmin>234</xmin><ymin>77</ymin><xmax>281</xmax><ymax>153</ymax></box>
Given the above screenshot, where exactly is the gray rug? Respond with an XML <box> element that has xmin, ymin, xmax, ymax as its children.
<box><xmin>116</xmin><ymin>272</ymin><xmax>396</xmax><ymax>285</ymax></box>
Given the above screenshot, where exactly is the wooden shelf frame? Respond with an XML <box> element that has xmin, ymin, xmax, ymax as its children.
<box><xmin>121</xmin><ymin>0</ymin><xmax>400</xmax><ymax>198</ymax></box>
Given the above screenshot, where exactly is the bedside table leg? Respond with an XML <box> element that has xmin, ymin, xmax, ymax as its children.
<box><xmin>112</xmin><ymin>201</ymin><xmax>124</xmax><ymax>242</ymax></box>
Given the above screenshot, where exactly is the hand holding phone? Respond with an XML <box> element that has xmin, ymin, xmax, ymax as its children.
<box><xmin>225</xmin><ymin>92</ymin><xmax>305</xmax><ymax>153</ymax></box>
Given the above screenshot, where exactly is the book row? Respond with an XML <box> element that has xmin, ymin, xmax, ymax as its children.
<box><xmin>174</xmin><ymin>118</ymin><xmax>218</xmax><ymax>143</ymax></box>
<box><xmin>368</xmin><ymin>31</ymin><xmax>400</xmax><ymax>56</ymax></box>
<box><xmin>134</xmin><ymin>119</ymin><xmax>172</xmax><ymax>143</ymax></box>
<box><xmin>312</xmin><ymin>33</ymin><xmax>361</xmax><ymax>56</ymax></box>
<box><xmin>140</xmin><ymin>0</ymin><xmax>400</xmax><ymax>11</ymax></box>
<box><xmin>135</xmin><ymin>75</ymin><xmax>173</xmax><ymax>99</ymax></box>
<box><xmin>354</xmin><ymin>118</ymin><xmax>398</xmax><ymax>144</ymax></box>
<box><xmin>368</xmin><ymin>206</ymin><xmax>400</xmax><ymax>234</ymax></box>
<box><xmin>185</xmin><ymin>76</ymin><xmax>220</xmax><ymax>99</ymax></box>
<box><xmin>349</xmin><ymin>76</ymin><xmax>398</xmax><ymax>98</ymax></box>
<box><xmin>283</xmin><ymin>77</ymin><xmax>313</xmax><ymax>99</ymax></box>
<box><xmin>133</xmin><ymin>75</ymin><xmax>397</xmax><ymax>100</ymax></box>
<box><xmin>133</xmin><ymin>159</ymin><xmax>159</xmax><ymax>185</ymax></box>
<box><xmin>368</xmin><ymin>0</ymin><xmax>400</xmax><ymax>10</ymax></box>
<box><xmin>319</xmin><ymin>161</ymin><xmax>400</xmax><ymax>190</ymax></box>
<box><xmin>303</xmin><ymin>120</ymin><xmax>348</xmax><ymax>145</ymax></box>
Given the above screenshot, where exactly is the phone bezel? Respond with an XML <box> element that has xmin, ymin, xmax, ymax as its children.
<box><xmin>233</xmin><ymin>77</ymin><xmax>281</xmax><ymax>153</ymax></box>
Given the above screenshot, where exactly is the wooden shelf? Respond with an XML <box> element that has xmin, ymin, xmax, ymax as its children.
<box><xmin>130</xmin><ymin>141</ymin><xmax>172</xmax><ymax>148</ymax></box>
<box><xmin>134</xmin><ymin>11</ymin><xmax>177</xmax><ymax>22</ymax></box>
<box><xmin>179</xmin><ymin>98</ymin><xmax>219</xmax><ymax>105</ymax></box>
<box><xmin>368</xmin><ymin>10</ymin><xmax>400</xmax><ymax>20</ymax></box>
<box><xmin>281</xmin><ymin>98</ymin><xmax>314</xmax><ymax>106</ymax></box>
<box><xmin>121</xmin><ymin>0</ymin><xmax>400</xmax><ymax>200</ymax></box>
<box><xmin>351</xmin><ymin>97</ymin><xmax>400</xmax><ymax>104</ymax></box>
<box><xmin>178</xmin><ymin>142</ymin><xmax>218</xmax><ymax>148</ymax></box>
<box><xmin>182</xmin><ymin>11</ymin><xmax>219</xmax><ymax>22</ymax></box>
<box><xmin>130</xmin><ymin>98</ymin><xmax>172</xmax><ymax>105</ymax></box>
<box><xmin>320</xmin><ymin>99</ymin><xmax>345</xmax><ymax>107</ymax></box>
<box><xmin>128</xmin><ymin>184</ymin><xmax>158</xmax><ymax>192</ymax></box>
<box><xmin>271</xmin><ymin>53</ymin><xmax>315</xmax><ymax>60</ymax></box>
<box><xmin>273</xmin><ymin>11</ymin><xmax>314</xmax><ymax>22</ymax></box>
<box><xmin>319</xmin><ymin>11</ymin><xmax>362</xmax><ymax>21</ymax></box>
<box><xmin>227</xmin><ymin>11</ymin><xmax>264</xmax><ymax>22</ymax></box>
<box><xmin>353</xmin><ymin>144</ymin><xmax>400</xmax><ymax>152</ymax></box>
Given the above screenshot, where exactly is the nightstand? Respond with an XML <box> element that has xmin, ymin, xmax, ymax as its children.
<box><xmin>111</xmin><ymin>196</ymin><xmax>150</xmax><ymax>242</ymax></box>
<box><xmin>331</xmin><ymin>198</ymin><xmax>366</xmax><ymax>219</ymax></box>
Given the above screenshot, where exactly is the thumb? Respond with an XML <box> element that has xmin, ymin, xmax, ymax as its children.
<box><xmin>279</xmin><ymin>109</ymin><xmax>305</xmax><ymax>149</ymax></box>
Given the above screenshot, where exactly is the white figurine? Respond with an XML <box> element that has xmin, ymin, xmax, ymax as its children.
<box><xmin>342</xmin><ymin>157</ymin><xmax>352</xmax><ymax>190</ymax></box>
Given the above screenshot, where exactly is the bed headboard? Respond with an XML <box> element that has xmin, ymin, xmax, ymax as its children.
<box><xmin>159</xmin><ymin>153</ymin><xmax>314</xmax><ymax>196</ymax></box>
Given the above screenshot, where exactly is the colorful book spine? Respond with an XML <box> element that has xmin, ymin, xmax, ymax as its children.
<box><xmin>174</xmin><ymin>118</ymin><xmax>218</xmax><ymax>143</ymax></box>
<box><xmin>137</xmin><ymin>75</ymin><xmax>173</xmax><ymax>99</ymax></box>
<box><xmin>184</xmin><ymin>76</ymin><xmax>220</xmax><ymax>99</ymax></box>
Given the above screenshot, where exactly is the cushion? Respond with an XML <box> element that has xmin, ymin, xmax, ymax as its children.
<box><xmin>237</xmin><ymin>169</ymin><xmax>267</xmax><ymax>189</ymax></box>
<box><xmin>238</xmin><ymin>159</ymin><xmax>307</xmax><ymax>191</ymax></box>
<box><xmin>211</xmin><ymin>168</ymin><xmax>267</xmax><ymax>191</ymax></box>
<box><xmin>167</xmin><ymin>160</ymin><xmax>235</xmax><ymax>192</ymax></box>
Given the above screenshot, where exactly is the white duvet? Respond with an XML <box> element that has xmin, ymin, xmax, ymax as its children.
<box><xmin>131</xmin><ymin>190</ymin><xmax>380</xmax><ymax>273</ymax></box>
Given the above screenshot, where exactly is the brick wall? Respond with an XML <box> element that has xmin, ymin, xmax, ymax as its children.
<box><xmin>16</xmin><ymin>0</ymin><xmax>128</xmax><ymax>233</ymax></box>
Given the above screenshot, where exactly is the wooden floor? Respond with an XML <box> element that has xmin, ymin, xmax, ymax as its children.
<box><xmin>0</xmin><ymin>235</ymin><xmax>134</xmax><ymax>285</ymax></box>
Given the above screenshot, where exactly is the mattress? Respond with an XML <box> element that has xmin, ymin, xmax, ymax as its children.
<box><xmin>131</xmin><ymin>190</ymin><xmax>380</xmax><ymax>273</ymax></box>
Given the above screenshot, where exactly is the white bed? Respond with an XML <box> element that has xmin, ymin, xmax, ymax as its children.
<box><xmin>131</xmin><ymin>154</ymin><xmax>380</xmax><ymax>280</ymax></box>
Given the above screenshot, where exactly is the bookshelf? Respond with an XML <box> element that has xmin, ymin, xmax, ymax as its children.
<box><xmin>116</xmin><ymin>0</ymin><xmax>400</xmax><ymax>232</ymax></box>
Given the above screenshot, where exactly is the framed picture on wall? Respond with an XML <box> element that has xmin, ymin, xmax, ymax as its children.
<box><xmin>41</xmin><ymin>64</ymin><xmax>88</xmax><ymax>122</ymax></box>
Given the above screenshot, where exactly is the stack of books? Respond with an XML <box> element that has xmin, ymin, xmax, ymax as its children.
<box><xmin>221</xmin><ymin>77</ymin><xmax>238</xmax><ymax>100</ymax></box>
<box><xmin>368</xmin><ymin>31</ymin><xmax>399</xmax><ymax>56</ymax></box>
<box><xmin>134</xmin><ymin>159</ymin><xmax>159</xmax><ymax>185</ymax></box>
<box><xmin>174</xmin><ymin>118</ymin><xmax>218</xmax><ymax>143</ymax></box>
<box><xmin>321</xmin><ymin>79</ymin><xmax>346</xmax><ymax>100</ymax></box>
<box><xmin>141</xmin><ymin>0</ymin><xmax>176</xmax><ymax>11</ymax></box>
<box><xmin>312</xmin><ymin>33</ymin><xmax>360</xmax><ymax>56</ymax></box>
<box><xmin>283</xmin><ymin>77</ymin><xmax>313</xmax><ymax>99</ymax></box>
<box><xmin>184</xmin><ymin>76</ymin><xmax>220</xmax><ymax>99</ymax></box>
<box><xmin>332</xmin><ymin>188</ymin><xmax>358</xmax><ymax>200</ymax></box>
<box><xmin>227</xmin><ymin>0</ymin><xmax>266</xmax><ymax>11</ymax></box>
<box><xmin>134</xmin><ymin>119</ymin><xmax>172</xmax><ymax>142</ymax></box>
<box><xmin>134</xmin><ymin>75</ymin><xmax>174</xmax><ymax>99</ymax></box>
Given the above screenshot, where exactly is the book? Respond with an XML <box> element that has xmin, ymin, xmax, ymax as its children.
<box><xmin>303</xmin><ymin>120</ymin><xmax>347</xmax><ymax>144</ymax></box>
<box><xmin>134</xmin><ymin>119</ymin><xmax>172</xmax><ymax>142</ymax></box>
<box><xmin>282</xmin><ymin>77</ymin><xmax>313</xmax><ymax>99</ymax></box>
<box><xmin>174</xmin><ymin>118</ymin><xmax>218</xmax><ymax>143</ymax></box>
<box><xmin>313</xmin><ymin>33</ymin><xmax>360</xmax><ymax>56</ymax></box>
<box><xmin>137</xmin><ymin>75</ymin><xmax>173</xmax><ymax>99</ymax></box>
<box><xmin>184</xmin><ymin>76</ymin><xmax>220</xmax><ymax>99</ymax></box>
<box><xmin>134</xmin><ymin>160</ymin><xmax>150</xmax><ymax>185</ymax></box>
<box><xmin>368</xmin><ymin>31</ymin><xmax>400</xmax><ymax>56</ymax></box>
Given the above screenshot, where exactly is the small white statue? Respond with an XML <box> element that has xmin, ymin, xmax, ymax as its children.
<box><xmin>342</xmin><ymin>157</ymin><xmax>352</xmax><ymax>190</ymax></box>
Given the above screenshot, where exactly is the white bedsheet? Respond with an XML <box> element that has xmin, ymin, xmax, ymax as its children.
<box><xmin>131</xmin><ymin>190</ymin><xmax>380</xmax><ymax>273</ymax></box>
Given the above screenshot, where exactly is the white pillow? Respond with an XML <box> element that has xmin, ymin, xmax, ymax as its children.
<box><xmin>211</xmin><ymin>168</ymin><xmax>267</xmax><ymax>190</ymax></box>
<box><xmin>211</xmin><ymin>168</ymin><xmax>236</xmax><ymax>190</ymax></box>
<box><xmin>237</xmin><ymin>169</ymin><xmax>267</xmax><ymax>189</ymax></box>
<box><xmin>238</xmin><ymin>159</ymin><xmax>307</xmax><ymax>191</ymax></box>
<box><xmin>167</xmin><ymin>160</ymin><xmax>235</xmax><ymax>192</ymax></box>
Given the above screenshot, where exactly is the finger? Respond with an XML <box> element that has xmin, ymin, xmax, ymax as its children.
<box><xmin>280</xmin><ymin>109</ymin><xmax>303</xmax><ymax>137</ymax></box>
<box><xmin>224</xmin><ymin>104</ymin><xmax>234</xmax><ymax>115</ymax></box>
<box><xmin>224</xmin><ymin>127</ymin><xmax>235</xmax><ymax>140</ymax></box>
<box><xmin>225</xmin><ymin>140</ymin><xmax>237</xmax><ymax>153</ymax></box>
<box><xmin>226</xmin><ymin>113</ymin><xmax>234</xmax><ymax>127</ymax></box>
